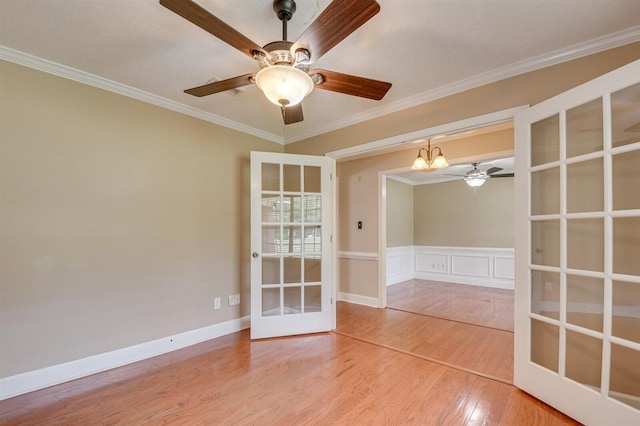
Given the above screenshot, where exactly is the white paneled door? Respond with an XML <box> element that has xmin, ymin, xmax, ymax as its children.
<box><xmin>250</xmin><ymin>151</ymin><xmax>335</xmax><ymax>339</ymax></box>
<box><xmin>514</xmin><ymin>60</ymin><xmax>640</xmax><ymax>425</ymax></box>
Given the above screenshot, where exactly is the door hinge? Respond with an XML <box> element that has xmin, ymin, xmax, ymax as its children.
<box><xmin>330</xmin><ymin>235</ymin><xmax>333</xmax><ymax>243</ymax></box>
<box><xmin>330</xmin><ymin>173</ymin><xmax>333</xmax><ymax>181</ymax></box>
<box><xmin>331</xmin><ymin>297</ymin><xmax>333</xmax><ymax>305</ymax></box>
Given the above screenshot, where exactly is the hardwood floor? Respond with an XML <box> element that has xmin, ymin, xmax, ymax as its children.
<box><xmin>335</xmin><ymin>302</ymin><xmax>513</xmax><ymax>383</ymax></box>
<box><xmin>1</xmin><ymin>303</ymin><xmax>577</xmax><ymax>425</ymax></box>
<box><xmin>387</xmin><ymin>279</ymin><xmax>514</xmax><ymax>331</ymax></box>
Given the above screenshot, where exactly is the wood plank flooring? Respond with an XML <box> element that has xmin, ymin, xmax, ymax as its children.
<box><xmin>1</xmin><ymin>328</ymin><xmax>577</xmax><ymax>425</ymax></box>
<box><xmin>387</xmin><ymin>279</ymin><xmax>514</xmax><ymax>331</ymax></box>
<box><xmin>335</xmin><ymin>302</ymin><xmax>514</xmax><ymax>383</ymax></box>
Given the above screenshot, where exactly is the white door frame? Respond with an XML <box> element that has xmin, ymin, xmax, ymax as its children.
<box><xmin>326</xmin><ymin>105</ymin><xmax>528</xmax><ymax>308</ymax></box>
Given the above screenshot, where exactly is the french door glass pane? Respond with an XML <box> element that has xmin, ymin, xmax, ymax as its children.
<box><xmin>283</xmin><ymin>164</ymin><xmax>300</xmax><ymax>192</ymax></box>
<box><xmin>305</xmin><ymin>256</ymin><xmax>321</xmax><ymax>283</ymax></box>
<box><xmin>304</xmin><ymin>195</ymin><xmax>322</xmax><ymax>222</ymax></box>
<box><xmin>567</xmin><ymin>159</ymin><xmax>603</xmax><ymax>213</ymax></box>
<box><xmin>283</xmin><ymin>256</ymin><xmax>301</xmax><ymax>284</ymax></box>
<box><xmin>262</xmin><ymin>226</ymin><xmax>280</xmax><ymax>253</ymax></box>
<box><xmin>531</xmin><ymin>220</ymin><xmax>560</xmax><ymax>267</ymax></box>
<box><xmin>262</xmin><ymin>194</ymin><xmax>280</xmax><ymax>222</ymax></box>
<box><xmin>531</xmin><ymin>167</ymin><xmax>560</xmax><ymax>215</ymax></box>
<box><xmin>531</xmin><ymin>114</ymin><xmax>560</xmax><ymax>166</ymax></box>
<box><xmin>283</xmin><ymin>286</ymin><xmax>301</xmax><ymax>314</ymax></box>
<box><xmin>567</xmin><ymin>218</ymin><xmax>604</xmax><ymax>272</ymax></box>
<box><xmin>566</xmin><ymin>275</ymin><xmax>603</xmax><ymax>332</ymax></box>
<box><xmin>566</xmin><ymin>98</ymin><xmax>603</xmax><ymax>158</ymax></box>
<box><xmin>612</xmin><ymin>150</ymin><xmax>640</xmax><ymax>211</ymax></box>
<box><xmin>304</xmin><ymin>226</ymin><xmax>322</xmax><ymax>253</ymax></box>
<box><xmin>609</xmin><ymin>344</ymin><xmax>640</xmax><ymax>409</ymax></box>
<box><xmin>531</xmin><ymin>270</ymin><xmax>560</xmax><ymax>320</ymax></box>
<box><xmin>262</xmin><ymin>288</ymin><xmax>280</xmax><ymax>316</ymax></box>
<box><xmin>531</xmin><ymin>318</ymin><xmax>559</xmax><ymax>373</ymax></box>
<box><xmin>611</xmin><ymin>83</ymin><xmax>640</xmax><ymax>148</ymax></box>
<box><xmin>262</xmin><ymin>257</ymin><xmax>280</xmax><ymax>285</ymax></box>
<box><xmin>304</xmin><ymin>166</ymin><xmax>321</xmax><ymax>193</ymax></box>
<box><xmin>612</xmin><ymin>280</ymin><xmax>640</xmax><ymax>344</ymax></box>
<box><xmin>262</xmin><ymin>163</ymin><xmax>280</xmax><ymax>191</ymax></box>
<box><xmin>282</xmin><ymin>195</ymin><xmax>301</xmax><ymax>222</ymax></box>
<box><xmin>282</xmin><ymin>226</ymin><xmax>303</xmax><ymax>253</ymax></box>
<box><xmin>613</xmin><ymin>217</ymin><xmax>640</xmax><ymax>276</ymax></box>
<box><xmin>304</xmin><ymin>285</ymin><xmax>322</xmax><ymax>312</ymax></box>
<box><xmin>565</xmin><ymin>330</ymin><xmax>602</xmax><ymax>391</ymax></box>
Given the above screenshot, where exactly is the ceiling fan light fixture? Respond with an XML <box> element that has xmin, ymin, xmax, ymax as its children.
<box><xmin>465</xmin><ymin>177</ymin><xmax>487</xmax><ymax>187</ymax></box>
<box><xmin>255</xmin><ymin>65</ymin><xmax>314</xmax><ymax>107</ymax></box>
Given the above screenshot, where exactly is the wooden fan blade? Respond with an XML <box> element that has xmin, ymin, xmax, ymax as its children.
<box><xmin>486</xmin><ymin>167</ymin><xmax>503</xmax><ymax>175</ymax></box>
<box><xmin>490</xmin><ymin>173</ymin><xmax>515</xmax><ymax>178</ymax></box>
<box><xmin>160</xmin><ymin>0</ymin><xmax>265</xmax><ymax>59</ymax></box>
<box><xmin>282</xmin><ymin>104</ymin><xmax>304</xmax><ymax>125</ymax></box>
<box><xmin>311</xmin><ymin>70</ymin><xmax>391</xmax><ymax>100</ymax></box>
<box><xmin>184</xmin><ymin>74</ymin><xmax>255</xmax><ymax>97</ymax></box>
<box><xmin>292</xmin><ymin>0</ymin><xmax>380</xmax><ymax>62</ymax></box>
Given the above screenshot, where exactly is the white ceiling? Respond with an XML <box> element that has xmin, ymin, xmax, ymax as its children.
<box><xmin>1</xmin><ymin>0</ymin><xmax>639</xmax><ymax>144</ymax></box>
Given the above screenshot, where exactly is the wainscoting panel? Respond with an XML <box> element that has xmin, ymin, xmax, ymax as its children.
<box><xmin>386</xmin><ymin>246</ymin><xmax>415</xmax><ymax>285</ymax></box>
<box><xmin>386</xmin><ymin>246</ymin><xmax>514</xmax><ymax>290</ymax></box>
<box><xmin>451</xmin><ymin>255</ymin><xmax>491</xmax><ymax>277</ymax></box>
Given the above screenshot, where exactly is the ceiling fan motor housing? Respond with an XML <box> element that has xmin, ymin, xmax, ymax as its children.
<box><xmin>273</xmin><ymin>0</ymin><xmax>296</xmax><ymax>22</ymax></box>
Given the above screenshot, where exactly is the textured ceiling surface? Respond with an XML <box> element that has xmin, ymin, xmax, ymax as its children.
<box><xmin>1</xmin><ymin>0</ymin><xmax>639</xmax><ymax>143</ymax></box>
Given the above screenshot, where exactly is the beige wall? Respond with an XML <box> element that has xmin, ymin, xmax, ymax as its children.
<box><xmin>386</xmin><ymin>179</ymin><xmax>414</xmax><ymax>248</ymax></box>
<box><xmin>0</xmin><ymin>60</ymin><xmax>282</xmax><ymax>377</ymax></box>
<box><xmin>413</xmin><ymin>177</ymin><xmax>514</xmax><ymax>247</ymax></box>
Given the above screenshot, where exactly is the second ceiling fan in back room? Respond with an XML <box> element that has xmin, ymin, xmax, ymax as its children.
<box><xmin>160</xmin><ymin>0</ymin><xmax>392</xmax><ymax>124</ymax></box>
<box><xmin>446</xmin><ymin>162</ymin><xmax>515</xmax><ymax>188</ymax></box>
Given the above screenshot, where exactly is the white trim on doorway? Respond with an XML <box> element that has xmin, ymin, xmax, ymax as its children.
<box><xmin>324</xmin><ymin>106</ymin><xmax>527</xmax><ymax>309</ymax></box>
<box><xmin>326</xmin><ymin>106</ymin><xmax>528</xmax><ymax>161</ymax></box>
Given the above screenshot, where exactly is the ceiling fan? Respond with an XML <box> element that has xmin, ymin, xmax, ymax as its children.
<box><xmin>446</xmin><ymin>162</ymin><xmax>514</xmax><ymax>187</ymax></box>
<box><xmin>159</xmin><ymin>0</ymin><xmax>392</xmax><ymax>124</ymax></box>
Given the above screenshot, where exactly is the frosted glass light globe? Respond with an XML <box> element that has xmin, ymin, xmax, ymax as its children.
<box><xmin>255</xmin><ymin>65</ymin><xmax>314</xmax><ymax>107</ymax></box>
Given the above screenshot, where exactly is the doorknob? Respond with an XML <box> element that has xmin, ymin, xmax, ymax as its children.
<box><xmin>252</xmin><ymin>252</ymin><xmax>259</xmax><ymax>258</ymax></box>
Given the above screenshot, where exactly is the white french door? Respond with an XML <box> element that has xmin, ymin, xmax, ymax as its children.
<box><xmin>514</xmin><ymin>60</ymin><xmax>640</xmax><ymax>425</ymax></box>
<box><xmin>250</xmin><ymin>151</ymin><xmax>335</xmax><ymax>339</ymax></box>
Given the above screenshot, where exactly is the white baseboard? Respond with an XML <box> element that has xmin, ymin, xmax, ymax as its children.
<box><xmin>0</xmin><ymin>316</ymin><xmax>250</xmax><ymax>401</ymax></box>
<box><xmin>338</xmin><ymin>292</ymin><xmax>380</xmax><ymax>308</ymax></box>
<box><xmin>387</xmin><ymin>271</ymin><xmax>414</xmax><ymax>286</ymax></box>
<box><xmin>414</xmin><ymin>272</ymin><xmax>515</xmax><ymax>290</ymax></box>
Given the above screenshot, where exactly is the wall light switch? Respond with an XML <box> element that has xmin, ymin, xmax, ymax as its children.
<box><xmin>357</xmin><ymin>221</ymin><xmax>363</xmax><ymax>229</ymax></box>
<box><xmin>214</xmin><ymin>297</ymin><xmax>221</xmax><ymax>309</ymax></box>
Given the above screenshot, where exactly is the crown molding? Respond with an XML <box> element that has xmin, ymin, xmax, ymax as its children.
<box><xmin>0</xmin><ymin>46</ymin><xmax>284</xmax><ymax>145</ymax></box>
<box><xmin>285</xmin><ymin>25</ymin><xmax>640</xmax><ymax>144</ymax></box>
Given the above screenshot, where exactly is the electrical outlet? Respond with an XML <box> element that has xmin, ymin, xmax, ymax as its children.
<box><xmin>234</xmin><ymin>294</ymin><xmax>240</xmax><ymax>304</ymax></box>
<box><xmin>214</xmin><ymin>297</ymin><xmax>221</xmax><ymax>309</ymax></box>
<box><xmin>228</xmin><ymin>295</ymin><xmax>235</xmax><ymax>306</ymax></box>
